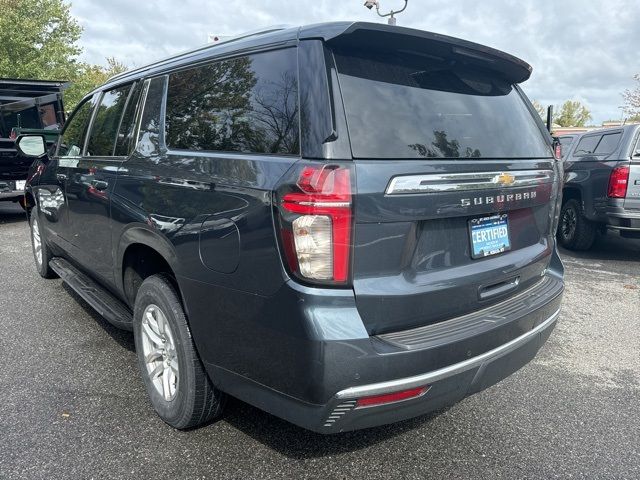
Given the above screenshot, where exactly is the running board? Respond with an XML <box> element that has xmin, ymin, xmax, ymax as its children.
<box><xmin>49</xmin><ymin>257</ymin><xmax>133</xmax><ymax>331</ymax></box>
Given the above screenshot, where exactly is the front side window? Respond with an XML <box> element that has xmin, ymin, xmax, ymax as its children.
<box><xmin>86</xmin><ymin>85</ymin><xmax>132</xmax><ymax>156</ymax></box>
<box><xmin>165</xmin><ymin>48</ymin><xmax>299</xmax><ymax>155</ymax></box>
<box><xmin>58</xmin><ymin>98</ymin><xmax>94</xmax><ymax>157</ymax></box>
<box><xmin>333</xmin><ymin>48</ymin><xmax>552</xmax><ymax>159</ymax></box>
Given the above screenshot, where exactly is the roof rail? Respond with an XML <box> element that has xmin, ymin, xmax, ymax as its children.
<box><xmin>107</xmin><ymin>25</ymin><xmax>292</xmax><ymax>84</ymax></box>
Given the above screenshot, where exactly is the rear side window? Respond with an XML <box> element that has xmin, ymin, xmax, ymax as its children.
<box><xmin>574</xmin><ymin>135</ymin><xmax>602</xmax><ymax>156</ymax></box>
<box><xmin>114</xmin><ymin>82</ymin><xmax>143</xmax><ymax>156</ymax></box>
<box><xmin>593</xmin><ymin>132</ymin><xmax>621</xmax><ymax>155</ymax></box>
<box><xmin>332</xmin><ymin>48</ymin><xmax>551</xmax><ymax>159</ymax></box>
<box><xmin>137</xmin><ymin>76</ymin><xmax>167</xmax><ymax>157</ymax></box>
<box><xmin>165</xmin><ymin>48</ymin><xmax>299</xmax><ymax>155</ymax></box>
<box><xmin>86</xmin><ymin>84</ymin><xmax>132</xmax><ymax>156</ymax></box>
<box><xmin>58</xmin><ymin>98</ymin><xmax>94</xmax><ymax>157</ymax></box>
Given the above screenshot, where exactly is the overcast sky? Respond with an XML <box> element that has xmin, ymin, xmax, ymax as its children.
<box><xmin>69</xmin><ymin>0</ymin><xmax>639</xmax><ymax>125</ymax></box>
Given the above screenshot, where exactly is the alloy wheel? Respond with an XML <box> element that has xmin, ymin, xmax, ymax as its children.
<box><xmin>140</xmin><ymin>304</ymin><xmax>179</xmax><ymax>401</ymax></box>
<box><xmin>32</xmin><ymin>217</ymin><xmax>43</xmax><ymax>267</ymax></box>
<box><xmin>561</xmin><ymin>206</ymin><xmax>577</xmax><ymax>241</ymax></box>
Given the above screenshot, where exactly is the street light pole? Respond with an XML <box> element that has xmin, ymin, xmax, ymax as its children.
<box><xmin>365</xmin><ymin>0</ymin><xmax>409</xmax><ymax>25</ymax></box>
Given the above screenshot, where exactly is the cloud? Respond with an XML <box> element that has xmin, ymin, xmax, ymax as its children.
<box><xmin>69</xmin><ymin>0</ymin><xmax>639</xmax><ymax>124</ymax></box>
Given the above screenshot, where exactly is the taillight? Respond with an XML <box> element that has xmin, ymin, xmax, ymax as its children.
<box><xmin>608</xmin><ymin>166</ymin><xmax>630</xmax><ymax>198</ymax></box>
<box><xmin>278</xmin><ymin>164</ymin><xmax>353</xmax><ymax>284</ymax></box>
<box><xmin>553</xmin><ymin>141</ymin><xmax>562</xmax><ymax>160</ymax></box>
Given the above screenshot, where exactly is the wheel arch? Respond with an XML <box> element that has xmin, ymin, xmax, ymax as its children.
<box><xmin>116</xmin><ymin>226</ymin><xmax>184</xmax><ymax>309</ymax></box>
<box><xmin>561</xmin><ymin>185</ymin><xmax>582</xmax><ymax>205</ymax></box>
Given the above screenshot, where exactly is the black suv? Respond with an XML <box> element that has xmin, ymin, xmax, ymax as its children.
<box><xmin>559</xmin><ymin>124</ymin><xmax>640</xmax><ymax>250</ymax></box>
<box><xmin>18</xmin><ymin>22</ymin><xmax>564</xmax><ymax>433</ymax></box>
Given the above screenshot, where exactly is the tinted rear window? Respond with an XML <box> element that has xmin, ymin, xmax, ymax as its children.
<box><xmin>593</xmin><ymin>132</ymin><xmax>621</xmax><ymax>155</ymax></box>
<box><xmin>333</xmin><ymin>49</ymin><xmax>551</xmax><ymax>159</ymax></box>
<box><xmin>558</xmin><ymin>136</ymin><xmax>574</xmax><ymax>147</ymax></box>
<box><xmin>574</xmin><ymin>135</ymin><xmax>601</xmax><ymax>155</ymax></box>
<box><xmin>165</xmin><ymin>48</ymin><xmax>299</xmax><ymax>155</ymax></box>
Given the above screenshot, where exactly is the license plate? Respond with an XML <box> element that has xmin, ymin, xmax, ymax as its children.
<box><xmin>469</xmin><ymin>214</ymin><xmax>511</xmax><ymax>259</ymax></box>
<box><xmin>14</xmin><ymin>180</ymin><xmax>26</xmax><ymax>191</ymax></box>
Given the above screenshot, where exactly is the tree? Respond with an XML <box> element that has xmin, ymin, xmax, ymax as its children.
<box><xmin>623</xmin><ymin>74</ymin><xmax>640</xmax><ymax>116</ymax></box>
<box><xmin>0</xmin><ymin>0</ymin><xmax>82</xmax><ymax>80</ymax></box>
<box><xmin>554</xmin><ymin>100</ymin><xmax>592</xmax><ymax>127</ymax></box>
<box><xmin>0</xmin><ymin>0</ymin><xmax>128</xmax><ymax>111</ymax></box>
<box><xmin>64</xmin><ymin>57</ymin><xmax>129</xmax><ymax>109</ymax></box>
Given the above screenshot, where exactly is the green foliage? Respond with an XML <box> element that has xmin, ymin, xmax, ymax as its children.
<box><xmin>0</xmin><ymin>0</ymin><xmax>82</xmax><ymax>80</ymax></box>
<box><xmin>64</xmin><ymin>57</ymin><xmax>129</xmax><ymax>110</ymax></box>
<box><xmin>554</xmin><ymin>100</ymin><xmax>592</xmax><ymax>127</ymax></box>
<box><xmin>0</xmin><ymin>0</ymin><xmax>128</xmax><ymax>111</ymax></box>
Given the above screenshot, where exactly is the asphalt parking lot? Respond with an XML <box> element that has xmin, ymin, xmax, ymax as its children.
<box><xmin>0</xmin><ymin>201</ymin><xmax>638</xmax><ymax>480</ymax></box>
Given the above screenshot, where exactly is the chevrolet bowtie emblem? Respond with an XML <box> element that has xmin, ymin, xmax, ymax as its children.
<box><xmin>495</xmin><ymin>173</ymin><xmax>516</xmax><ymax>186</ymax></box>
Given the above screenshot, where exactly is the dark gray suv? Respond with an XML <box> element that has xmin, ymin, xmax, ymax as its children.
<box><xmin>18</xmin><ymin>22</ymin><xmax>564</xmax><ymax>433</ymax></box>
<box><xmin>559</xmin><ymin>124</ymin><xmax>640</xmax><ymax>250</ymax></box>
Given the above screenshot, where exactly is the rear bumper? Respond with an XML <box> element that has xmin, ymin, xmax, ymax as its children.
<box><xmin>324</xmin><ymin>308</ymin><xmax>558</xmax><ymax>432</ymax></box>
<box><xmin>605</xmin><ymin>210</ymin><xmax>640</xmax><ymax>231</ymax></box>
<box><xmin>202</xmin><ymin>249</ymin><xmax>564</xmax><ymax>433</ymax></box>
<box><xmin>602</xmin><ymin>201</ymin><xmax>640</xmax><ymax>231</ymax></box>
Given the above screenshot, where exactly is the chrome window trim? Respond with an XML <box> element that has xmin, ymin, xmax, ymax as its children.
<box><xmin>335</xmin><ymin>308</ymin><xmax>560</xmax><ymax>400</ymax></box>
<box><xmin>385</xmin><ymin>169</ymin><xmax>553</xmax><ymax>195</ymax></box>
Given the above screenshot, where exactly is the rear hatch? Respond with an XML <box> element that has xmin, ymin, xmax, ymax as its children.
<box><xmin>329</xmin><ymin>28</ymin><xmax>560</xmax><ymax>335</ymax></box>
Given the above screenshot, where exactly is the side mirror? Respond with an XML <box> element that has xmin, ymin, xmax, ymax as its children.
<box><xmin>16</xmin><ymin>135</ymin><xmax>47</xmax><ymax>158</ymax></box>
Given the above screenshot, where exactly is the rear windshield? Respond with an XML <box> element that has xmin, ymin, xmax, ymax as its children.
<box><xmin>333</xmin><ymin>49</ymin><xmax>551</xmax><ymax>159</ymax></box>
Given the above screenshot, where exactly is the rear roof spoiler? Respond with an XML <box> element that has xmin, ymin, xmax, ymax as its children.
<box><xmin>300</xmin><ymin>22</ymin><xmax>533</xmax><ymax>84</ymax></box>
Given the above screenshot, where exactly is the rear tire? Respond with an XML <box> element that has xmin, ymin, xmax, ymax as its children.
<box><xmin>557</xmin><ymin>198</ymin><xmax>596</xmax><ymax>251</ymax></box>
<box><xmin>29</xmin><ymin>211</ymin><xmax>57</xmax><ymax>279</ymax></box>
<box><xmin>133</xmin><ymin>274</ymin><xmax>225</xmax><ymax>429</ymax></box>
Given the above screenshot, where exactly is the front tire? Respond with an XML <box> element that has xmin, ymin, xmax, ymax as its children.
<box><xmin>557</xmin><ymin>198</ymin><xmax>596</xmax><ymax>251</ymax></box>
<box><xmin>133</xmin><ymin>274</ymin><xmax>225</xmax><ymax>429</ymax></box>
<box><xmin>29</xmin><ymin>211</ymin><xmax>56</xmax><ymax>278</ymax></box>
